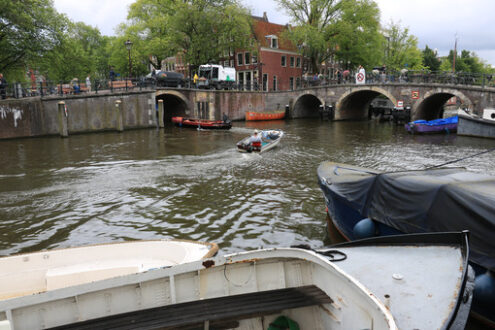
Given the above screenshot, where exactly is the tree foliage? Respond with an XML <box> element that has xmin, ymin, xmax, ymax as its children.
<box><xmin>441</xmin><ymin>49</ymin><xmax>493</xmax><ymax>74</ymax></box>
<box><xmin>38</xmin><ymin>22</ymin><xmax>110</xmax><ymax>81</ymax></box>
<box><xmin>0</xmin><ymin>0</ymin><xmax>66</xmax><ymax>76</ymax></box>
<box><xmin>382</xmin><ymin>21</ymin><xmax>423</xmax><ymax>71</ymax></box>
<box><xmin>276</xmin><ymin>0</ymin><xmax>382</xmax><ymax>72</ymax></box>
<box><xmin>126</xmin><ymin>0</ymin><xmax>252</xmax><ymax>73</ymax></box>
<box><xmin>422</xmin><ymin>45</ymin><xmax>440</xmax><ymax>72</ymax></box>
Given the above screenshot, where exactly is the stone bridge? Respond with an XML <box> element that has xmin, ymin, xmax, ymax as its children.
<box><xmin>2</xmin><ymin>83</ymin><xmax>495</xmax><ymax>139</ymax></box>
<box><xmin>158</xmin><ymin>83</ymin><xmax>495</xmax><ymax>123</ymax></box>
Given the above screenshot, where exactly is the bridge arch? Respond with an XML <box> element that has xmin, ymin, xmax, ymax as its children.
<box><xmin>156</xmin><ymin>90</ymin><xmax>191</xmax><ymax>124</ymax></box>
<box><xmin>412</xmin><ymin>88</ymin><xmax>473</xmax><ymax>120</ymax></box>
<box><xmin>291</xmin><ymin>93</ymin><xmax>325</xmax><ymax>118</ymax></box>
<box><xmin>336</xmin><ymin>87</ymin><xmax>397</xmax><ymax>120</ymax></box>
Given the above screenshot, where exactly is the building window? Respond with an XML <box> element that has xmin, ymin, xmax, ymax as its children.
<box><xmin>252</xmin><ymin>55</ymin><xmax>257</xmax><ymax>64</ymax></box>
<box><xmin>290</xmin><ymin>57</ymin><xmax>295</xmax><ymax>67</ymax></box>
<box><xmin>263</xmin><ymin>74</ymin><xmax>268</xmax><ymax>92</ymax></box>
<box><xmin>237</xmin><ymin>53</ymin><xmax>243</xmax><ymax>66</ymax></box>
<box><xmin>271</xmin><ymin>37</ymin><xmax>278</xmax><ymax>49</ymax></box>
<box><xmin>245</xmin><ymin>52</ymin><xmax>250</xmax><ymax>65</ymax></box>
<box><xmin>281</xmin><ymin>56</ymin><xmax>286</xmax><ymax>67</ymax></box>
<box><xmin>230</xmin><ymin>59</ymin><xmax>234</xmax><ymax>67</ymax></box>
<box><xmin>224</xmin><ymin>60</ymin><xmax>229</xmax><ymax>67</ymax></box>
<box><xmin>290</xmin><ymin>77</ymin><xmax>294</xmax><ymax>90</ymax></box>
<box><xmin>296</xmin><ymin>57</ymin><xmax>301</xmax><ymax>68</ymax></box>
<box><xmin>272</xmin><ymin>75</ymin><xmax>277</xmax><ymax>91</ymax></box>
<box><xmin>296</xmin><ymin>77</ymin><xmax>301</xmax><ymax>88</ymax></box>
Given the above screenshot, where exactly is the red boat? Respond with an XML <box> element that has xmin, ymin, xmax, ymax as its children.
<box><xmin>245</xmin><ymin>111</ymin><xmax>285</xmax><ymax>121</ymax></box>
<box><xmin>172</xmin><ymin>117</ymin><xmax>232</xmax><ymax>130</ymax></box>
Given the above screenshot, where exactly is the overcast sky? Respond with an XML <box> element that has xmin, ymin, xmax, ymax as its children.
<box><xmin>53</xmin><ymin>0</ymin><xmax>495</xmax><ymax>66</ymax></box>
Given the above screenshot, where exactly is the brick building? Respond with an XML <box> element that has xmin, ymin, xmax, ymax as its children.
<box><xmin>235</xmin><ymin>13</ymin><xmax>303</xmax><ymax>91</ymax></box>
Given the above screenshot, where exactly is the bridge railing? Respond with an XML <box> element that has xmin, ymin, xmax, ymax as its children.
<box><xmin>0</xmin><ymin>77</ymin><xmax>157</xmax><ymax>100</ymax></box>
<box><xmin>1</xmin><ymin>71</ymin><xmax>493</xmax><ymax>100</ymax></box>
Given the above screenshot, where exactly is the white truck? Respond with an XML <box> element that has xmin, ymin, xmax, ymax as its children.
<box><xmin>198</xmin><ymin>64</ymin><xmax>236</xmax><ymax>90</ymax></box>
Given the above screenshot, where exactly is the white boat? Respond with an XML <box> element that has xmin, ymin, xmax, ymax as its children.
<box><xmin>0</xmin><ymin>239</ymin><xmax>218</xmax><ymax>301</ymax></box>
<box><xmin>458</xmin><ymin>108</ymin><xmax>495</xmax><ymax>138</ymax></box>
<box><xmin>316</xmin><ymin>232</ymin><xmax>473</xmax><ymax>329</ymax></box>
<box><xmin>236</xmin><ymin>129</ymin><xmax>284</xmax><ymax>153</ymax></box>
<box><xmin>0</xmin><ymin>248</ymin><xmax>397</xmax><ymax>329</ymax></box>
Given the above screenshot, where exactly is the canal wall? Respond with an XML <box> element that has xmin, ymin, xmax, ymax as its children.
<box><xmin>0</xmin><ymin>91</ymin><xmax>157</xmax><ymax>139</ymax></box>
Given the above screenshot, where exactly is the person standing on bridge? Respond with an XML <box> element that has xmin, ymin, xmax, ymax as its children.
<box><xmin>86</xmin><ymin>75</ymin><xmax>91</xmax><ymax>93</ymax></box>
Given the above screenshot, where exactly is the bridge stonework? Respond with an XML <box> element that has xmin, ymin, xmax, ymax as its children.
<box><xmin>1</xmin><ymin>84</ymin><xmax>494</xmax><ymax>139</ymax></box>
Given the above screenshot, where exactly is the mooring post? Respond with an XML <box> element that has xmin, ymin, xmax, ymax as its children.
<box><xmin>115</xmin><ymin>99</ymin><xmax>124</xmax><ymax>132</ymax></box>
<box><xmin>57</xmin><ymin>101</ymin><xmax>68</xmax><ymax>137</ymax></box>
<box><xmin>157</xmin><ymin>99</ymin><xmax>164</xmax><ymax>128</ymax></box>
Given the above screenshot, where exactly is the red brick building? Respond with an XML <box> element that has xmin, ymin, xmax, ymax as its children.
<box><xmin>234</xmin><ymin>13</ymin><xmax>303</xmax><ymax>91</ymax></box>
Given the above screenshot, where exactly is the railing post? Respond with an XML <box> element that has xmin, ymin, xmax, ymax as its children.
<box><xmin>115</xmin><ymin>100</ymin><xmax>124</xmax><ymax>132</ymax></box>
<box><xmin>57</xmin><ymin>101</ymin><xmax>68</xmax><ymax>137</ymax></box>
<box><xmin>157</xmin><ymin>99</ymin><xmax>164</xmax><ymax>128</ymax></box>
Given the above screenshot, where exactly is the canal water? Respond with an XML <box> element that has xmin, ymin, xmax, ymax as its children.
<box><xmin>1</xmin><ymin>119</ymin><xmax>494</xmax><ymax>256</ymax></box>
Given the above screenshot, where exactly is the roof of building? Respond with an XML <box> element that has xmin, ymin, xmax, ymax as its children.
<box><xmin>252</xmin><ymin>15</ymin><xmax>296</xmax><ymax>52</ymax></box>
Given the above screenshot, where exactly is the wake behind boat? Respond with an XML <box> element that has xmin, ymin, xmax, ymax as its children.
<box><xmin>0</xmin><ymin>239</ymin><xmax>218</xmax><ymax>301</ymax></box>
<box><xmin>317</xmin><ymin>161</ymin><xmax>495</xmax><ymax>326</ymax></box>
<box><xmin>236</xmin><ymin>129</ymin><xmax>284</xmax><ymax>153</ymax></box>
<box><xmin>0</xmin><ymin>248</ymin><xmax>397</xmax><ymax>329</ymax></box>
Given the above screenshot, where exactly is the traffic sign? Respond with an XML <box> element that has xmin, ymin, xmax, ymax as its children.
<box><xmin>411</xmin><ymin>91</ymin><xmax>419</xmax><ymax>99</ymax></box>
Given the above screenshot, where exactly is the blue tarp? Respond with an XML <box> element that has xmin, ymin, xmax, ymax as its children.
<box><xmin>410</xmin><ymin>116</ymin><xmax>458</xmax><ymax>126</ymax></box>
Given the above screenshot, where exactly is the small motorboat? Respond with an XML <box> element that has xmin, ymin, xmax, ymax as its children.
<box><xmin>0</xmin><ymin>239</ymin><xmax>218</xmax><ymax>301</ymax></box>
<box><xmin>0</xmin><ymin>248</ymin><xmax>397</xmax><ymax>329</ymax></box>
<box><xmin>317</xmin><ymin>161</ymin><xmax>495</xmax><ymax>326</ymax></box>
<box><xmin>458</xmin><ymin>108</ymin><xmax>495</xmax><ymax>139</ymax></box>
<box><xmin>172</xmin><ymin>116</ymin><xmax>232</xmax><ymax>129</ymax></box>
<box><xmin>236</xmin><ymin>129</ymin><xmax>284</xmax><ymax>153</ymax></box>
<box><xmin>245</xmin><ymin>110</ymin><xmax>285</xmax><ymax>121</ymax></box>
<box><xmin>405</xmin><ymin>115</ymin><xmax>458</xmax><ymax>134</ymax></box>
<box><xmin>316</xmin><ymin>232</ymin><xmax>473</xmax><ymax>330</ymax></box>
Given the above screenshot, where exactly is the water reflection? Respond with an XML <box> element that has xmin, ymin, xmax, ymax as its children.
<box><xmin>0</xmin><ymin>119</ymin><xmax>494</xmax><ymax>256</ymax></box>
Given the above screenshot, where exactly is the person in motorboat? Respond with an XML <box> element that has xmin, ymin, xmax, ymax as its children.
<box><xmin>248</xmin><ymin>129</ymin><xmax>262</xmax><ymax>151</ymax></box>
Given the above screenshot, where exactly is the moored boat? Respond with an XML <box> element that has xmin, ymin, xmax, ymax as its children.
<box><xmin>405</xmin><ymin>115</ymin><xmax>458</xmax><ymax>134</ymax></box>
<box><xmin>245</xmin><ymin>110</ymin><xmax>285</xmax><ymax>121</ymax></box>
<box><xmin>458</xmin><ymin>108</ymin><xmax>495</xmax><ymax>139</ymax></box>
<box><xmin>317</xmin><ymin>232</ymin><xmax>473</xmax><ymax>329</ymax></box>
<box><xmin>172</xmin><ymin>116</ymin><xmax>232</xmax><ymax>129</ymax></box>
<box><xmin>0</xmin><ymin>239</ymin><xmax>218</xmax><ymax>301</ymax></box>
<box><xmin>317</xmin><ymin>161</ymin><xmax>495</xmax><ymax>326</ymax></box>
<box><xmin>236</xmin><ymin>129</ymin><xmax>284</xmax><ymax>153</ymax></box>
<box><xmin>0</xmin><ymin>248</ymin><xmax>397</xmax><ymax>329</ymax></box>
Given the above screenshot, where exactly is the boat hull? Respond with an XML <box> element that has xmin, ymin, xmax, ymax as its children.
<box><xmin>458</xmin><ymin>113</ymin><xmax>495</xmax><ymax>138</ymax></box>
<box><xmin>405</xmin><ymin>116</ymin><xmax>458</xmax><ymax>134</ymax></box>
<box><xmin>245</xmin><ymin>111</ymin><xmax>285</xmax><ymax>121</ymax></box>
<box><xmin>236</xmin><ymin>129</ymin><xmax>284</xmax><ymax>153</ymax></box>
<box><xmin>0</xmin><ymin>249</ymin><xmax>397</xmax><ymax>330</ymax></box>
<box><xmin>0</xmin><ymin>239</ymin><xmax>218</xmax><ymax>301</ymax></box>
<box><xmin>317</xmin><ymin>161</ymin><xmax>495</xmax><ymax>326</ymax></box>
<box><xmin>322</xmin><ymin>232</ymin><xmax>473</xmax><ymax>330</ymax></box>
<box><xmin>172</xmin><ymin>117</ymin><xmax>232</xmax><ymax>129</ymax></box>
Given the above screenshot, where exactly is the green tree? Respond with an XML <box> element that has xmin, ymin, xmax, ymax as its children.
<box><xmin>0</xmin><ymin>0</ymin><xmax>66</xmax><ymax>77</ymax></box>
<box><xmin>422</xmin><ymin>45</ymin><xmax>440</xmax><ymax>72</ymax></box>
<box><xmin>382</xmin><ymin>21</ymin><xmax>423</xmax><ymax>71</ymax></box>
<box><xmin>126</xmin><ymin>0</ymin><xmax>252</xmax><ymax>73</ymax></box>
<box><xmin>276</xmin><ymin>0</ymin><xmax>381</xmax><ymax>72</ymax></box>
<box><xmin>331</xmin><ymin>0</ymin><xmax>382</xmax><ymax>70</ymax></box>
<box><xmin>38</xmin><ymin>22</ymin><xmax>110</xmax><ymax>82</ymax></box>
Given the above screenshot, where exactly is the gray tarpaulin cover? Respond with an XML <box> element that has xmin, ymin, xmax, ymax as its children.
<box><xmin>319</xmin><ymin>163</ymin><xmax>495</xmax><ymax>271</ymax></box>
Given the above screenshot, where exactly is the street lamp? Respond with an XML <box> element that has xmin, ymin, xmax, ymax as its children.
<box><xmin>124</xmin><ymin>39</ymin><xmax>133</xmax><ymax>79</ymax></box>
